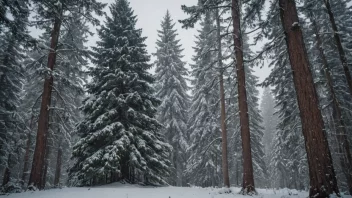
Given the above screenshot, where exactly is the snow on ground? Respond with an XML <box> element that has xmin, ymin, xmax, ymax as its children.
<box><xmin>6</xmin><ymin>183</ymin><xmax>310</xmax><ymax>198</ymax></box>
<box><xmin>5</xmin><ymin>182</ymin><xmax>348</xmax><ymax>198</ymax></box>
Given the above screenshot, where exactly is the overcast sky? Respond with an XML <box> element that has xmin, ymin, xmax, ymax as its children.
<box><xmin>30</xmin><ymin>0</ymin><xmax>270</xmax><ymax>101</ymax></box>
<box><xmin>97</xmin><ymin>0</ymin><xmax>270</xmax><ymax>99</ymax></box>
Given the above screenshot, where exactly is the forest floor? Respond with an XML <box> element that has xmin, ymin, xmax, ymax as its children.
<box><xmin>6</xmin><ymin>182</ymin><xmax>351</xmax><ymax>198</ymax></box>
<box><xmin>4</xmin><ymin>182</ymin><xmax>315</xmax><ymax>198</ymax></box>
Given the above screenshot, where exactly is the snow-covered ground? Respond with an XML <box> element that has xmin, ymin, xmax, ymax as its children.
<box><xmin>4</xmin><ymin>183</ymin><xmax>314</xmax><ymax>198</ymax></box>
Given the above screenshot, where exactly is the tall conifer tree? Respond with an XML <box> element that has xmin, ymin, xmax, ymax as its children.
<box><xmin>69</xmin><ymin>0</ymin><xmax>171</xmax><ymax>186</ymax></box>
<box><xmin>0</xmin><ymin>0</ymin><xmax>29</xmax><ymax>189</ymax></box>
<box><xmin>186</xmin><ymin>12</ymin><xmax>222</xmax><ymax>187</ymax></box>
<box><xmin>28</xmin><ymin>0</ymin><xmax>105</xmax><ymax>190</ymax></box>
<box><xmin>153</xmin><ymin>11</ymin><xmax>190</xmax><ymax>186</ymax></box>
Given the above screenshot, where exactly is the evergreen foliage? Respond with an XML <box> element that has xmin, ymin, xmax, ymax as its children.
<box><xmin>186</xmin><ymin>12</ymin><xmax>222</xmax><ymax>187</ymax></box>
<box><xmin>69</xmin><ymin>0</ymin><xmax>171</xmax><ymax>186</ymax></box>
<box><xmin>21</xmin><ymin>14</ymin><xmax>90</xmax><ymax>187</ymax></box>
<box><xmin>0</xmin><ymin>0</ymin><xmax>29</xmax><ymax>187</ymax></box>
<box><xmin>153</xmin><ymin>11</ymin><xmax>190</xmax><ymax>186</ymax></box>
<box><xmin>260</xmin><ymin>6</ymin><xmax>308</xmax><ymax>188</ymax></box>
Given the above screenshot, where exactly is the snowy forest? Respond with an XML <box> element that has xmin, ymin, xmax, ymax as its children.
<box><xmin>1</xmin><ymin>0</ymin><xmax>352</xmax><ymax>198</ymax></box>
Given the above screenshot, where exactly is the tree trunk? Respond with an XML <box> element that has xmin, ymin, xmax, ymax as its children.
<box><xmin>28</xmin><ymin>14</ymin><xmax>62</xmax><ymax>190</ymax></box>
<box><xmin>231</xmin><ymin>0</ymin><xmax>255</xmax><ymax>194</ymax></box>
<box><xmin>2</xmin><ymin>156</ymin><xmax>11</xmax><ymax>187</ymax></box>
<box><xmin>21</xmin><ymin>116</ymin><xmax>34</xmax><ymax>183</ymax></box>
<box><xmin>2</xmin><ymin>168</ymin><xmax>10</xmax><ymax>187</ymax></box>
<box><xmin>42</xmin><ymin>137</ymin><xmax>51</xmax><ymax>187</ymax></box>
<box><xmin>279</xmin><ymin>1</ymin><xmax>339</xmax><ymax>197</ymax></box>
<box><xmin>216</xmin><ymin>8</ymin><xmax>230</xmax><ymax>188</ymax></box>
<box><xmin>310</xmin><ymin>12</ymin><xmax>352</xmax><ymax>195</ymax></box>
<box><xmin>53</xmin><ymin>141</ymin><xmax>62</xmax><ymax>187</ymax></box>
<box><xmin>324</xmin><ymin>0</ymin><xmax>352</xmax><ymax>96</ymax></box>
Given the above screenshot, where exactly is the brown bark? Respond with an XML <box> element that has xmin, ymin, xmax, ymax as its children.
<box><xmin>219</xmin><ymin>73</ymin><xmax>230</xmax><ymax>187</ymax></box>
<box><xmin>279</xmin><ymin>1</ymin><xmax>339</xmax><ymax>197</ymax></box>
<box><xmin>231</xmin><ymin>0</ymin><xmax>255</xmax><ymax>194</ymax></box>
<box><xmin>324</xmin><ymin>0</ymin><xmax>352</xmax><ymax>96</ymax></box>
<box><xmin>215</xmin><ymin>8</ymin><xmax>230</xmax><ymax>188</ymax></box>
<box><xmin>22</xmin><ymin>116</ymin><xmax>34</xmax><ymax>183</ymax></box>
<box><xmin>310</xmin><ymin>12</ymin><xmax>352</xmax><ymax>195</ymax></box>
<box><xmin>28</xmin><ymin>14</ymin><xmax>62</xmax><ymax>190</ymax></box>
<box><xmin>54</xmin><ymin>142</ymin><xmax>62</xmax><ymax>187</ymax></box>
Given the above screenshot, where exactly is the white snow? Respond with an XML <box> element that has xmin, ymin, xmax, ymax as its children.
<box><xmin>6</xmin><ymin>183</ymin><xmax>312</xmax><ymax>198</ymax></box>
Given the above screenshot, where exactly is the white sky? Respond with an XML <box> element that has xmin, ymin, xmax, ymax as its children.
<box><xmin>105</xmin><ymin>0</ymin><xmax>270</xmax><ymax>100</ymax></box>
<box><xmin>29</xmin><ymin>0</ymin><xmax>271</xmax><ymax>100</ymax></box>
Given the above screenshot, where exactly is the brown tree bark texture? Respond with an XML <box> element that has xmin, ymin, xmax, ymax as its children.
<box><xmin>231</xmin><ymin>0</ymin><xmax>255</xmax><ymax>193</ymax></box>
<box><xmin>219</xmin><ymin>74</ymin><xmax>230</xmax><ymax>188</ymax></box>
<box><xmin>311</xmin><ymin>13</ymin><xmax>352</xmax><ymax>195</ymax></box>
<box><xmin>28</xmin><ymin>16</ymin><xmax>61</xmax><ymax>190</ymax></box>
<box><xmin>279</xmin><ymin>1</ymin><xmax>339</xmax><ymax>197</ymax></box>
<box><xmin>216</xmin><ymin>8</ymin><xmax>230</xmax><ymax>188</ymax></box>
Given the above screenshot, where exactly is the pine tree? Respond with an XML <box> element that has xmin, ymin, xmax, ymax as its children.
<box><xmin>278</xmin><ymin>0</ymin><xmax>339</xmax><ymax>196</ymax></box>
<box><xmin>242</xmin><ymin>0</ymin><xmax>340</xmax><ymax>195</ymax></box>
<box><xmin>259</xmin><ymin>4</ymin><xmax>309</xmax><ymax>189</ymax></box>
<box><xmin>153</xmin><ymin>11</ymin><xmax>190</xmax><ymax>186</ymax></box>
<box><xmin>0</xmin><ymin>0</ymin><xmax>30</xmax><ymax>35</ymax></box>
<box><xmin>0</xmin><ymin>0</ymin><xmax>29</xmax><ymax>189</ymax></box>
<box><xmin>186</xmin><ymin>12</ymin><xmax>222</xmax><ymax>187</ymax></box>
<box><xmin>224</xmin><ymin>35</ymin><xmax>266</xmax><ymax>189</ymax></box>
<box><xmin>260</xmin><ymin>87</ymin><xmax>277</xmax><ymax>164</ymax></box>
<box><xmin>69</xmin><ymin>0</ymin><xmax>171</xmax><ymax>186</ymax></box>
<box><xmin>215</xmin><ymin>8</ymin><xmax>230</xmax><ymax>188</ymax></box>
<box><xmin>242</xmin><ymin>36</ymin><xmax>266</xmax><ymax>188</ymax></box>
<box><xmin>302</xmin><ymin>1</ymin><xmax>352</xmax><ymax>193</ymax></box>
<box><xmin>181</xmin><ymin>0</ymin><xmax>259</xmax><ymax>193</ymax></box>
<box><xmin>28</xmin><ymin>0</ymin><xmax>105</xmax><ymax>190</ymax></box>
<box><xmin>260</xmin><ymin>87</ymin><xmax>279</xmax><ymax>189</ymax></box>
<box><xmin>322</xmin><ymin>0</ymin><xmax>352</xmax><ymax>96</ymax></box>
<box><xmin>20</xmin><ymin>12</ymin><xmax>90</xmax><ymax>187</ymax></box>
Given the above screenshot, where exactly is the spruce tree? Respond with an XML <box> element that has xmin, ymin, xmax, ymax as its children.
<box><xmin>0</xmin><ymin>0</ymin><xmax>29</xmax><ymax>189</ymax></box>
<box><xmin>186</xmin><ymin>12</ymin><xmax>222</xmax><ymax>187</ymax></box>
<box><xmin>22</xmin><ymin>12</ymin><xmax>90</xmax><ymax>187</ymax></box>
<box><xmin>69</xmin><ymin>0</ymin><xmax>171</xmax><ymax>186</ymax></box>
<box><xmin>259</xmin><ymin>3</ymin><xmax>308</xmax><ymax>189</ymax></box>
<box><xmin>302</xmin><ymin>1</ymin><xmax>352</xmax><ymax>193</ymax></box>
<box><xmin>242</xmin><ymin>0</ymin><xmax>340</xmax><ymax>195</ymax></box>
<box><xmin>181</xmin><ymin>0</ymin><xmax>264</xmax><ymax>192</ymax></box>
<box><xmin>153</xmin><ymin>11</ymin><xmax>190</xmax><ymax>186</ymax></box>
<box><xmin>0</xmin><ymin>0</ymin><xmax>30</xmax><ymax>35</ymax></box>
<box><xmin>238</xmin><ymin>36</ymin><xmax>266</xmax><ymax>188</ymax></box>
<box><xmin>28</xmin><ymin>0</ymin><xmax>105</xmax><ymax>190</ymax></box>
<box><xmin>260</xmin><ymin>87</ymin><xmax>277</xmax><ymax>162</ymax></box>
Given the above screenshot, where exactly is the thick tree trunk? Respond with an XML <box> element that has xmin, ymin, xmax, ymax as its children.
<box><xmin>231</xmin><ymin>0</ymin><xmax>255</xmax><ymax>194</ymax></box>
<box><xmin>54</xmin><ymin>142</ymin><xmax>62</xmax><ymax>187</ymax></box>
<box><xmin>22</xmin><ymin>116</ymin><xmax>34</xmax><ymax>183</ymax></box>
<box><xmin>279</xmin><ymin>1</ymin><xmax>339</xmax><ymax>197</ymax></box>
<box><xmin>216</xmin><ymin>8</ymin><xmax>230</xmax><ymax>188</ymax></box>
<box><xmin>324</xmin><ymin>0</ymin><xmax>352</xmax><ymax>96</ymax></box>
<box><xmin>28</xmin><ymin>15</ymin><xmax>61</xmax><ymax>190</ymax></box>
<box><xmin>311</xmin><ymin>13</ymin><xmax>352</xmax><ymax>195</ymax></box>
